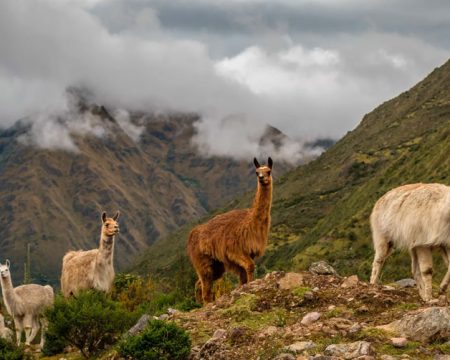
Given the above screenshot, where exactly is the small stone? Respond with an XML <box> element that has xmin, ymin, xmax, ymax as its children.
<box><xmin>278</xmin><ymin>273</ymin><xmax>305</xmax><ymax>290</ymax></box>
<box><xmin>379</xmin><ymin>356</ymin><xmax>396</xmax><ymax>360</ymax></box>
<box><xmin>328</xmin><ymin>305</ymin><xmax>336</xmax><ymax>311</ymax></box>
<box><xmin>285</xmin><ymin>341</ymin><xmax>316</xmax><ymax>354</ymax></box>
<box><xmin>395</xmin><ymin>278</ymin><xmax>416</xmax><ymax>288</ymax></box>
<box><xmin>349</xmin><ymin>323</ymin><xmax>362</xmax><ymax>334</ymax></box>
<box><xmin>391</xmin><ymin>337</ymin><xmax>407</xmax><ymax>348</ymax></box>
<box><xmin>324</xmin><ymin>341</ymin><xmax>373</xmax><ymax>358</ymax></box>
<box><xmin>309</xmin><ymin>261</ymin><xmax>338</xmax><ymax>275</ymax></box>
<box><xmin>167</xmin><ymin>307</ymin><xmax>179</xmax><ymax>315</ymax></box>
<box><xmin>212</xmin><ymin>329</ymin><xmax>227</xmax><ymax>339</ymax></box>
<box><xmin>304</xmin><ymin>291</ymin><xmax>314</xmax><ymax>300</ymax></box>
<box><xmin>383</xmin><ymin>285</ymin><xmax>396</xmax><ymax>291</ymax></box>
<box><xmin>341</xmin><ymin>275</ymin><xmax>359</xmax><ymax>288</ymax></box>
<box><xmin>272</xmin><ymin>354</ymin><xmax>296</xmax><ymax>360</ymax></box>
<box><xmin>158</xmin><ymin>314</ymin><xmax>169</xmax><ymax>321</ymax></box>
<box><xmin>301</xmin><ymin>312</ymin><xmax>321</xmax><ymax>326</ymax></box>
<box><xmin>313</xmin><ymin>287</ymin><xmax>320</xmax><ymax>292</ymax></box>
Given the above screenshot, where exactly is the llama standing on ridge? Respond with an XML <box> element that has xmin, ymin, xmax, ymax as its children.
<box><xmin>188</xmin><ymin>157</ymin><xmax>273</xmax><ymax>303</ymax></box>
<box><xmin>0</xmin><ymin>260</ymin><xmax>54</xmax><ymax>348</ymax></box>
<box><xmin>60</xmin><ymin>211</ymin><xmax>120</xmax><ymax>298</ymax></box>
<box><xmin>370</xmin><ymin>183</ymin><xmax>450</xmax><ymax>302</ymax></box>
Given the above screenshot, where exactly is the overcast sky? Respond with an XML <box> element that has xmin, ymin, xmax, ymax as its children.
<box><xmin>1</xmin><ymin>0</ymin><xmax>449</xmax><ymax>158</ymax></box>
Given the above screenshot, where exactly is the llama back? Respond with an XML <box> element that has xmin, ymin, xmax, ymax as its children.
<box><xmin>61</xmin><ymin>249</ymin><xmax>98</xmax><ymax>296</ymax></box>
<box><xmin>371</xmin><ymin>183</ymin><xmax>450</xmax><ymax>249</ymax></box>
<box><xmin>14</xmin><ymin>284</ymin><xmax>54</xmax><ymax>314</ymax></box>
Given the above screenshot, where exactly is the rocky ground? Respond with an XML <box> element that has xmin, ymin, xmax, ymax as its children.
<box><xmin>162</xmin><ymin>263</ymin><xmax>450</xmax><ymax>360</ymax></box>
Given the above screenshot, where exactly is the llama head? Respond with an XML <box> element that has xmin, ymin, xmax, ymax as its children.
<box><xmin>253</xmin><ymin>157</ymin><xmax>273</xmax><ymax>186</ymax></box>
<box><xmin>0</xmin><ymin>260</ymin><xmax>10</xmax><ymax>279</ymax></box>
<box><xmin>101</xmin><ymin>211</ymin><xmax>120</xmax><ymax>238</ymax></box>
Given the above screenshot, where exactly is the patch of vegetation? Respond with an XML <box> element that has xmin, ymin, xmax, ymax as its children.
<box><xmin>118</xmin><ymin>320</ymin><xmax>191</xmax><ymax>360</ymax></box>
<box><xmin>44</xmin><ymin>290</ymin><xmax>137</xmax><ymax>358</ymax></box>
<box><xmin>291</xmin><ymin>286</ymin><xmax>312</xmax><ymax>298</ymax></box>
<box><xmin>0</xmin><ymin>338</ymin><xmax>28</xmax><ymax>360</ymax></box>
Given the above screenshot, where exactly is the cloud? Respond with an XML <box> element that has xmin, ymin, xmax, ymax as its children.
<box><xmin>0</xmin><ymin>0</ymin><xmax>449</xmax><ymax>159</ymax></box>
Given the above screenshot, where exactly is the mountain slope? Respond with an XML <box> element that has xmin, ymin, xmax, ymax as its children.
<box><xmin>0</xmin><ymin>104</ymin><xmax>294</xmax><ymax>285</ymax></box>
<box><xmin>132</xmin><ymin>59</ymin><xmax>450</xmax><ymax>283</ymax></box>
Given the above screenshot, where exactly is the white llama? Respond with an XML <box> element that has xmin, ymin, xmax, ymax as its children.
<box><xmin>0</xmin><ymin>260</ymin><xmax>54</xmax><ymax>347</ymax></box>
<box><xmin>60</xmin><ymin>211</ymin><xmax>120</xmax><ymax>297</ymax></box>
<box><xmin>370</xmin><ymin>183</ymin><xmax>450</xmax><ymax>301</ymax></box>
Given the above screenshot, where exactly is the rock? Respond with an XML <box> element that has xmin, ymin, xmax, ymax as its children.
<box><xmin>278</xmin><ymin>273</ymin><xmax>304</xmax><ymax>290</ymax></box>
<box><xmin>309</xmin><ymin>261</ymin><xmax>338</xmax><ymax>275</ymax></box>
<box><xmin>285</xmin><ymin>340</ymin><xmax>316</xmax><ymax>354</ymax></box>
<box><xmin>324</xmin><ymin>341</ymin><xmax>373</xmax><ymax>359</ymax></box>
<box><xmin>341</xmin><ymin>275</ymin><xmax>359</xmax><ymax>288</ymax></box>
<box><xmin>349</xmin><ymin>323</ymin><xmax>362</xmax><ymax>334</ymax></box>
<box><xmin>212</xmin><ymin>329</ymin><xmax>227</xmax><ymax>339</ymax></box>
<box><xmin>167</xmin><ymin>307</ymin><xmax>179</xmax><ymax>315</ymax></box>
<box><xmin>126</xmin><ymin>314</ymin><xmax>150</xmax><ymax>337</ymax></box>
<box><xmin>301</xmin><ymin>312</ymin><xmax>321</xmax><ymax>325</ymax></box>
<box><xmin>379</xmin><ymin>356</ymin><xmax>396</xmax><ymax>360</ymax></box>
<box><xmin>259</xmin><ymin>326</ymin><xmax>278</xmax><ymax>338</ymax></box>
<box><xmin>328</xmin><ymin>305</ymin><xmax>336</xmax><ymax>311</ymax></box>
<box><xmin>379</xmin><ymin>307</ymin><xmax>450</xmax><ymax>343</ymax></box>
<box><xmin>272</xmin><ymin>354</ymin><xmax>296</xmax><ymax>360</ymax></box>
<box><xmin>196</xmin><ymin>336</ymin><xmax>225</xmax><ymax>360</ymax></box>
<box><xmin>383</xmin><ymin>285</ymin><xmax>396</xmax><ymax>291</ymax></box>
<box><xmin>391</xmin><ymin>337</ymin><xmax>407</xmax><ymax>348</ymax></box>
<box><xmin>395</xmin><ymin>278</ymin><xmax>416</xmax><ymax>288</ymax></box>
<box><xmin>434</xmin><ymin>355</ymin><xmax>450</xmax><ymax>360</ymax></box>
<box><xmin>304</xmin><ymin>291</ymin><xmax>315</xmax><ymax>300</ymax></box>
<box><xmin>158</xmin><ymin>314</ymin><xmax>169</xmax><ymax>321</ymax></box>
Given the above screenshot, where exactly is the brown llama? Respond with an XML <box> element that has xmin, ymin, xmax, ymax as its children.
<box><xmin>187</xmin><ymin>157</ymin><xmax>273</xmax><ymax>303</ymax></box>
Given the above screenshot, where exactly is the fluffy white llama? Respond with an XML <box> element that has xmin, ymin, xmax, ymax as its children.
<box><xmin>370</xmin><ymin>183</ymin><xmax>450</xmax><ymax>301</ymax></box>
<box><xmin>60</xmin><ymin>211</ymin><xmax>120</xmax><ymax>297</ymax></box>
<box><xmin>0</xmin><ymin>260</ymin><xmax>54</xmax><ymax>347</ymax></box>
<box><xmin>0</xmin><ymin>313</ymin><xmax>14</xmax><ymax>341</ymax></box>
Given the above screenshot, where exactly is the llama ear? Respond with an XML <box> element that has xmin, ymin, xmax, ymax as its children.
<box><xmin>113</xmin><ymin>211</ymin><xmax>120</xmax><ymax>221</ymax></box>
<box><xmin>268</xmin><ymin>157</ymin><xmax>273</xmax><ymax>169</ymax></box>
<box><xmin>5</xmin><ymin>260</ymin><xmax>10</xmax><ymax>269</ymax></box>
<box><xmin>102</xmin><ymin>212</ymin><xmax>107</xmax><ymax>223</ymax></box>
<box><xmin>253</xmin><ymin>158</ymin><xmax>260</xmax><ymax>168</ymax></box>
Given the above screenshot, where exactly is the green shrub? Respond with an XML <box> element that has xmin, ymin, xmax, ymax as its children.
<box><xmin>44</xmin><ymin>290</ymin><xmax>137</xmax><ymax>358</ymax></box>
<box><xmin>0</xmin><ymin>338</ymin><xmax>27</xmax><ymax>360</ymax></box>
<box><xmin>118</xmin><ymin>319</ymin><xmax>191</xmax><ymax>360</ymax></box>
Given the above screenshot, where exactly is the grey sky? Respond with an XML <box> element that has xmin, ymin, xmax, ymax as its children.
<box><xmin>0</xmin><ymin>0</ymin><xmax>449</xmax><ymax>159</ymax></box>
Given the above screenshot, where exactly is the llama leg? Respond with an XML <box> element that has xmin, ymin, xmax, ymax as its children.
<box><xmin>232</xmin><ymin>256</ymin><xmax>255</xmax><ymax>284</ymax></box>
<box><xmin>14</xmin><ymin>318</ymin><xmax>23</xmax><ymax>346</ymax></box>
<box><xmin>194</xmin><ymin>279</ymin><xmax>203</xmax><ymax>304</ymax></box>
<box><xmin>410</xmin><ymin>248</ymin><xmax>424</xmax><ymax>294</ymax></box>
<box><xmin>416</xmin><ymin>246</ymin><xmax>434</xmax><ymax>301</ymax></box>
<box><xmin>26</xmin><ymin>318</ymin><xmax>40</xmax><ymax>346</ymax></box>
<box><xmin>39</xmin><ymin>318</ymin><xmax>48</xmax><ymax>349</ymax></box>
<box><xmin>370</xmin><ymin>234</ymin><xmax>392</xmax><ymax>284</ymax></box>
<box><xmin>23</xmin><ymin>314</ymin><xmax>34</xmax><ymax>346</ymax></box>
<box><xmin>439</xmin><ymin>246</ymin><xmax>450</xmax><ymax>294</ymax></box>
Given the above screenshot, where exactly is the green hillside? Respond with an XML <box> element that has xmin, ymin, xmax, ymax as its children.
<box><xmin>131</xmin><ymin>59</ymin><xmax>450</xmax><ymax>284</ymax></box>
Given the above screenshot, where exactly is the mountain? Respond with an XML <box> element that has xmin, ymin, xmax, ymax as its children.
<box><xmin>0</xmin><ymin>99</ymin><xmax>297</xmax><ymax>285</ymax></box>
<box><xmin>131</xmin><ymin>59</ymin><xmax>450</xmax><ymax>283</ymax></box>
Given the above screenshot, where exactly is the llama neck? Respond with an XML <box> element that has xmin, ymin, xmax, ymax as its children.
<box><xmin>98</xmin><ymin>234</ymin><xmax>115</xmax><ymax>265</ymax></box>
<box><xmin>0</xmin><ymin>275</ymin><xmax>17</xmax><ymax>314</ymax></box>
<box><xmin>251</xmin><ymin>181</ymin><xmax>273</xmax><ymax>224</ymax></box>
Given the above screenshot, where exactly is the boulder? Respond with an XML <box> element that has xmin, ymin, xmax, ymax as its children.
<box><xmin>309</xmin><ymin>261</ymin><xmax>338</xmax><ymax>275</ymax></box>
<box><xmin>379</xmin><ymin>307</ymin><xmax>450</xmax><ymax>343</ymax></box>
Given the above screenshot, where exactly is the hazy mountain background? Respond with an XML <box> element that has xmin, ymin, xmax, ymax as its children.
<box><xmin>0</xmin><ymin>90</ymin><xmax>329</xmax><ymax>285</ymax></box>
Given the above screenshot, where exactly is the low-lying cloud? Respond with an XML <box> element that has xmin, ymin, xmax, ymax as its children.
<box><xmin>0</xmin><ymin>0</ymin><xmax>449</xmax><ymax>161</ymax></box>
